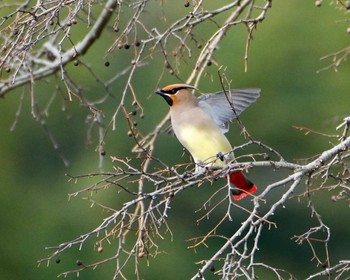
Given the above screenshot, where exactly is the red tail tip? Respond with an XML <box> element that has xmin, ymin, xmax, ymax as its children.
<box><xmin>231</xmin><ymin>184</ymin><xmax>257</xmax><ymax>200</ymax></box>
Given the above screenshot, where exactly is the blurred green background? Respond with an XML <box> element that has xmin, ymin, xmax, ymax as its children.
<box><xmin>1</xmin><ymin>1</ymin><xmax>349</xmax><ymax>279</ymax></box>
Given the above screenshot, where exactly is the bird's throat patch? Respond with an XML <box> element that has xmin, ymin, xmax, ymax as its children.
<box><xmin>162</xmin><ymin>94</ymin><xmax>173</xmax><ymax>106</ymax></box>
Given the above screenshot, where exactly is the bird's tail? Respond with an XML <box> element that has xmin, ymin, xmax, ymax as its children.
<box><xmin>228</xmin><ymin>171</ymin><xmax>257</xmax><ymax>200</ymax></box>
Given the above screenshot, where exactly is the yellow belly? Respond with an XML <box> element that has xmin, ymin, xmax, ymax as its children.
<box><xmin>176</xmin><ymin>125</ymin><xmax>233</xmax><ymax>166</ymax></box>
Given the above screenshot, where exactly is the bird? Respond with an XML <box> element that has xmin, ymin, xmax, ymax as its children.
<box><xmin>155</xmin><ymin>84</ymin><xmax>260</xmax><ymax>200</ymax></box>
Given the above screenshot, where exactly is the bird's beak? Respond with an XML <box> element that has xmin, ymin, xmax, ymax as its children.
<box><xmin>154</xmin><ymin>89</ymin><xmax>173</xmax><ymax>106</ymax></box>
<box><xmin>154</xmin><ymin>89</ymin><xmax>164</xmax><ymax>96</ymax></box>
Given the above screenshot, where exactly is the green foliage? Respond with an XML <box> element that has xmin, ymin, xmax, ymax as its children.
<box><xmin>0</xmin><ymin>0</ymin><xmax>349</xmax><ymax>279</ymax></box>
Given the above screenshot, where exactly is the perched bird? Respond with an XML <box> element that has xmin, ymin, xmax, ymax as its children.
<box><xmin>155</xmin><ymin>84</ymin><xmax>260</xmax><ymax>200</ymax></box>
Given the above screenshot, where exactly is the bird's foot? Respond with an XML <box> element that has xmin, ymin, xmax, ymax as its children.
<box><xmin>216</xmin><ymin>152</ymin><xmax>225</xmax><ymax>161</ymax></box>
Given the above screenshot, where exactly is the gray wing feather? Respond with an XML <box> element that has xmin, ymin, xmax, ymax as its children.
<box><xmin>197</xmin><ymin>88</ymin><xmax>260</xmax><ymax>134</ymax></box>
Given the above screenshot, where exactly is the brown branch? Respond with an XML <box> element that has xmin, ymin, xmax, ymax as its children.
<box><xmin>0</xmin><ymin>0</ymin><xmax>119</xmax><ymax>97</ymax></box>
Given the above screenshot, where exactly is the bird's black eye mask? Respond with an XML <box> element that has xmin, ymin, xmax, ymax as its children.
<box><xmin>166</xmin><ymin>88</ymin><xmax>178</xmax><ymax>94</ymax></box>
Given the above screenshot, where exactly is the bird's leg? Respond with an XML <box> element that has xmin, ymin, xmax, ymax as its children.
<box><xmin>216</xmin><ymin>152</ymin><xmax>225</xmax><ymax>162</ymax></box>
<box><xmin>194</xmin><ymin>161</ymin><xmax>206</xmax><ymax>175</ymax></box>
<box><xmin>195</xmin><ymin>165</ymin><xmax>205</xmax><ymax>174</ymax></box>
<box><xmin>181</xmin><ymin>161</ymin><xmax>205</xmax><ymax>179</ymax></box>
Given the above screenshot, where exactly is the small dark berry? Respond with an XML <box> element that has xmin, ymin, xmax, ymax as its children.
<box><xmin>164</xmin><ymin>62</ymin><xmax>171</xmax><ymax>69</ymax></box>
<box><xmin>134</xmin><ymin>40</ymin><xmax>140</xmax><ymax>47</ymax></box>
<box><xmin>104</xmin><ymin>61</ymin><xmax>110</xmax><ymax>67</ymax></box>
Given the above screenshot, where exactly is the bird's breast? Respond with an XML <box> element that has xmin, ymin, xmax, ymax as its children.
<box><xmin>173</xmin><ymin>122</ymin><xmax>233</xmax><ymax>166</ymax></box>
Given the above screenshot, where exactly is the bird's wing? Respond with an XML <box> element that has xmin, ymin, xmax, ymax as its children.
<box><xmin>197</xmin><ymin>88</ymin><xmax>260</xmax><ymax>134</ymax></box>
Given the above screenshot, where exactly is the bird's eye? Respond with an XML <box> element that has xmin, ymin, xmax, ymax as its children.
<box><xmin>169</xmin><ymin>89</ymin><xmax>177</xmax><ymax>94</ymax></box>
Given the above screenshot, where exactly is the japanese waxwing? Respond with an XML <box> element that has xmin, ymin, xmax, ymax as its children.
<box><xmin>155</xmin><ymin>84</ymin><xmax>260</xmax><ymax>200</ymax></box>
